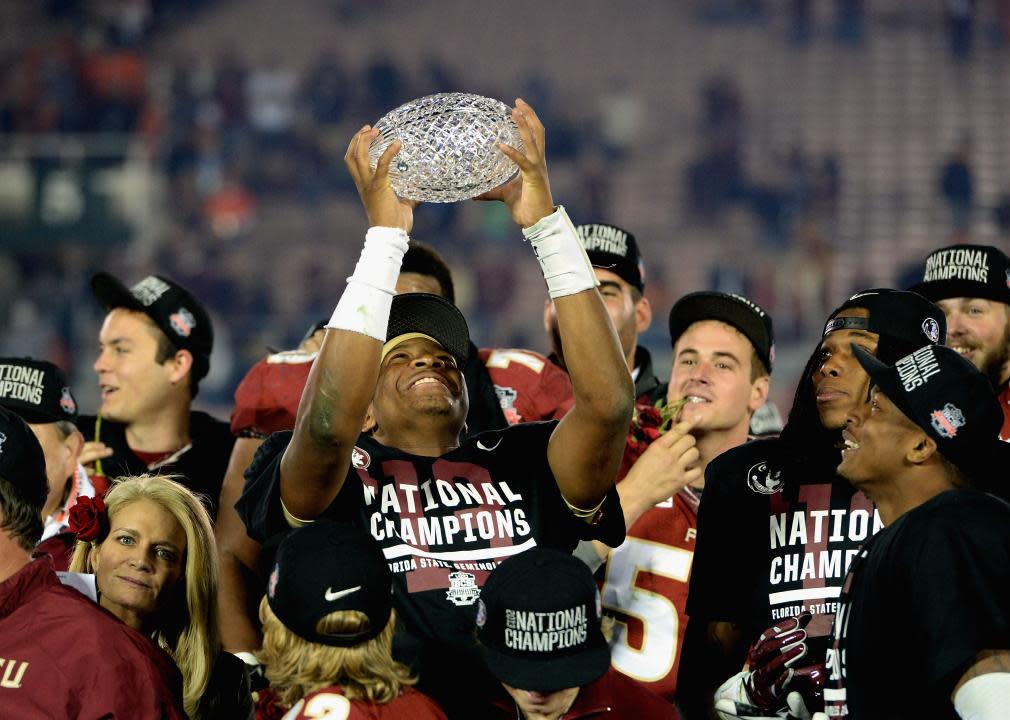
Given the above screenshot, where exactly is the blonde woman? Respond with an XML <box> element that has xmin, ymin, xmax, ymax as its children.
<box><xmin>69</xmin><ymin>474</ymin><xmax>252</xmax><ymax>719</ymax></box>
<box><xmin>256</xmin><ymin>520</ymin><xmax>445</xmax><ymax>719</ymax></box>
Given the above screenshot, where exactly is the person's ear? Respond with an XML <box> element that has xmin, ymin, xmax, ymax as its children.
<box><xmin>906</xmin><ymin>433</ymin><xmax>938</xmax><ymax>465</ymax></box>
<box><xmin>167</xmin><ymin>350</ymin><xmax>194</xmax><ymax>385</ymax></box>
<box><xmin>748</xmin><ymin>374</ymin><xmax>770</xmax><ymax>414</ymax></box>
<box><xmin>634</xmin><ymin>295</ymin><xmax>653</xmax><ymax>335</ymax></box>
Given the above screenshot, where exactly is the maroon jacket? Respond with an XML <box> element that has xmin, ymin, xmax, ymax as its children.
<box><xmin>487</xmin><ymin>668</ymin><xmax>680</xmax><ymax>719</ymax></box>
<box><xmin>0</xmin><ymin>559</ymin><xmax>185</xmax><ymax>719</ymax></box>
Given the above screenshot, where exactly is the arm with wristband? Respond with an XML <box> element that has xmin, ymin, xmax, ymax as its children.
<box><xmin>278</xmin><ymin>128</ymin><xmax>414</xmax><ymax>521</ymax></box>
<box><xmin>478</xmin><ymin>99</ymin><xmax>634</xmax><ymax>512</ymax></box>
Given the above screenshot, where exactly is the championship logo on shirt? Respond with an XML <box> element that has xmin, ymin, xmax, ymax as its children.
<box><xmin>60</xmin><ymin>387</ymin><xmax>77</xmax><ymax>415</ymax></box>
<box><xmin>747</xmin><ymin>461</ymin><xmax>784</xmax><ymax>495</ymax></box>
<box><xmin>921</xmin><ymin>317</ymin><xmax>941</xmax><ymax>344</ymax></box>
<box><xmin>930</xmin><ymin>403</ymin><xmax>965</xmax><ymax>438</ymax></box>
<box><xmin>169</xmin><ymin>307</ymin><xmax>196</xmax><ymax>338</ymax></box>
<box><xmin>445</xmin><ymin>571</ymin><xmax>481</xmax><ymax>606</ymax></box>
<box><xmin>351</xmin><ymin>446</ymin><xmax>371</xmax><ymax>469</ymax></box>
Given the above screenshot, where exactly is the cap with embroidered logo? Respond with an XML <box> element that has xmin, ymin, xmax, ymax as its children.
<box><xmin>577</xmin><ymin>222</ymin><xmax>644</xmax><ymax>292</ymax></box>
<box><xmin>824</xmin><ymin>289</ymin><xmax>946</xmax><ymax>364</ymax></box>
<box><xmin>91</xmin><ymin>272</ymin><xmax>214</xmax><ymax>381</ymax></box>
<box><xmin>853</xmin><ymin>343</ymin><xmax>1003</xmax><ymax>481</ymax></box>
<box><xmin>266</xmin><ymin>519</ymin><xmax>393</xmax><ymax>647</ymax></box>
<box><xmin>0</xmin><ymin>357</ymin><xmax>77</xmax><ymax>425</ymax></box>
<box><xmin>475</xmin><ymin>547</ymin><xmax>610</xmax><ymax>692</ymax></box>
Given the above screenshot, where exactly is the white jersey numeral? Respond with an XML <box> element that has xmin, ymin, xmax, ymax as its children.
<box><xmin>283</xmin><ymin>693</ymin><xmax>351</xmax><ymax>720</ymax></box>
<box><xmin>485</xmin><ymin>349</ymin><xmax>545</xmax><ymax>373</ymax></box>
<box><xmin>601</xmin><ymin>538</ymin><xmax>693</xmax><ymax>682</ymax></box>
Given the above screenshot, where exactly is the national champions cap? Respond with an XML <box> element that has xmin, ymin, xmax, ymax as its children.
<box><xmin>909</xmin><ymin>244</ymin><xmax>1010</xmax><ymax>306</ymax></box>
<box><xmin>267</xmin><ymin>520</ymin><xmax>394</xmax><ymax>647</ymax></box>
<box><xmin>668</xmin><ymin>291</ymin><xmax>775</xmax><ymax>373</ymax></box>
<box><xmin>853</xmin><ymin>344</ymin><xmax>1005</xmax><ymax>481</ymax></box>
<box><xmin>577</xmin><ymin>223</ymin><xmax>644</xmax><ymax>292</ymax></box>
<box><xmin>91</xmin><ymin>272</ymin><xmax>214</xmax><ymax>381</ymax></box>
<box><xmin>0</xmin><ymin>357</ymin><xmax>78</xmax><ymax>425</ymax></box>
<box><xmin>824</xmin><ymin>289</ymin><xmax>946</xmax><ymax>364</ymax></box>
<box><xmin>475</xmin><ymin>547</ymin><xmax>610</xmax><ymax>693</ymax></box>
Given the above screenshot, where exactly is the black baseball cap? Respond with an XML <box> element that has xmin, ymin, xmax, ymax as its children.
<box><xmin>577</xmin><ymin>223</ymin><xmax>644</xmax><ymax>292</ymax></box>
<box><xmin>386</xmin><ymin>293</ymin><xmax>470</xmax><ymax>366</ymax></box>
<box><xmin>91</xmin><ymin>272</ymin><xmax>214</xmax><ymax>381</ymax></box>
<box><xmin>823</xmin><ymin>289</ymin><xmax>946</xmax><ymax>364</ymax></box>
<box><xmin>909</xmin><ymin>244</ymin><xmax>1010</xmax><ymax>306</ymax></box>
<box><xmin>0</xmin><ymin>358</ymin><xmax>78</xmax><ymax>425</ymax></box>
<box><xmin>669</xmin><ymin>291</ymin><xmax>775</xmax><ymax>373</ymax></box>
<box><xmin>475</xmin><ymin>548</ymin><xmax>610</xmax><ymax>693</ymax></box>
<box><xmin>0</xmin><ymin>406</ymin><xmax>49</xmax><ymax>512</ymax></box>
<box><xmin>853</xmin><ymin>344</ymin><xmax>1004</xmax><ymax>481</ymax></box>
<box><xmin>266</xmin><ymin>520</ymin><xmax>393</xmax><ymax>647</ymax></box>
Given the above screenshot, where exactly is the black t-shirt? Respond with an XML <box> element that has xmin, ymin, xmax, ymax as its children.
<box><xmin>77</xmin><ymin>410</ymin><xmax>234</xmax><ymax>518</ymax></box>
<box><xmin>824</xmin><ymin>489</ymin><xmax>1010</xmax><ymax>719</ymax></box>
<box><xmin>236</xmin><ymin>420</ymin><xmax>624</xmax><ymax>717</ymax></box>
<box><xmin>686</xmin><ymin>438</ymin><xmax>883</xmax><ymax>658</ymax></box>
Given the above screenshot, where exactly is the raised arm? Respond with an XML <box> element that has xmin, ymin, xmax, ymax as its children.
<box><xmin>479</xmin><ymin>99</ymin><xmax>634</xmax><ymax>509</ymax></box>
<box><xmin>279</xmin><ymin>128</ymin><xmax>414</xmax><ymax>519</ymax></box>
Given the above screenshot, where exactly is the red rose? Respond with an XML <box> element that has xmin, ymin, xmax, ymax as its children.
<box><xmin>68</xmin><ymin>496</ymin><xmax>109</xmax><ymax>543</ymax></box>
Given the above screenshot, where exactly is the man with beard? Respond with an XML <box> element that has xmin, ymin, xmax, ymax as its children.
<box><xmin>910</xmin><ymin>244</ymin><xmax>1010</xmax><ymax>440</ymax></box>
<box><xmin>824</xmin><ymin>343</ymin><xmax>1010</xmax><ymax>719</ymax></box>
<box><xmin>679</xmin><ymin>289</ymin><xmax>946</xmax><ymax>720</ymax></box>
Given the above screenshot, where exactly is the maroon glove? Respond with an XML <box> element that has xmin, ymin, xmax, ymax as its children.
<box><xmin>744</xmin><ymin>612</ymin><xmax>814</xmax><ymax>709</ymax></box>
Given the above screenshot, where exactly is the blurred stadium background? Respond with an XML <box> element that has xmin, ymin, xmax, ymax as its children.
<box><xmin>2</xmin><ymin>0</ymin><xmax>1009</xmax><ymax>418</ymax></box>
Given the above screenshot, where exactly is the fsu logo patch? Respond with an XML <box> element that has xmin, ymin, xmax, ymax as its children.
<box><xmin>747</xmin><ymin>461</ymin><xmax>784</xmax><ymax>495</ymax></box>
<box><xmin>351</xmin><ymin>446</ymin><xmax>371</xmax><ymax>469</ymax></box>
<box><xmin>445</xmin><ymin>571</ymin><xmax>481</xmax><ymax>606</ymax></box>
<box><xmin>60</xmin><ymin>387</ymin><xmax>77</xmax><ymax>415</ymax></box>
<box><xmin>169</xmin><ymin>307</ymin><xmax>196</xmax><ymax>338</ymax></box>
<box><xmin>930</xmin><ymin>403</ymin><xmax>965</xmax><ymax>439</ymax></box>
<box><xmin>921</xmin><ymin>317</ymin><xmax>941</xmax><ymax>344</ymax></box>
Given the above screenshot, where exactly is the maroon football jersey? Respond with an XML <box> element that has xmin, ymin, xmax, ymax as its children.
<box><xmin>281</xmin><ymin>686</ymin><xmax>446</xmax><ymax>719</ymax></box>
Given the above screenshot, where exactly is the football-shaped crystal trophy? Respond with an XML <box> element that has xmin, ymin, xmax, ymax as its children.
<box><xmin>367</xmin><ymin>93</ymin><xmax>524</xmax><ymax>203</ymax></box>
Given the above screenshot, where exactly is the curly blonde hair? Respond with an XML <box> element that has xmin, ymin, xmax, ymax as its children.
<box><xmin>70</xmin><ymin>474</ymin><xmax>219</xmax><ymax>719</ymax></box>
<box><xmin>259</xmin><ymin>598</ymin><xmax>415</xmax><ymax>707</ymax></box>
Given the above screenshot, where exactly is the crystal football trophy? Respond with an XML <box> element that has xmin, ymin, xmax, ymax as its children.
<box><xmin>367</xmin><ymin>93</ymin><xmax>524</xmax><ymax>203</ymax></box>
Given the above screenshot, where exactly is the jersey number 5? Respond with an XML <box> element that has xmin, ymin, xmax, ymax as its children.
<box><xmin>601</xmin><ymin>538</ymin><xmax>693</xmax><ymax>682</ymax></box>
<box><xmin>290</xmin><ymin>693</ymin><xmax>351</xmax><ymax>719</ymax></box>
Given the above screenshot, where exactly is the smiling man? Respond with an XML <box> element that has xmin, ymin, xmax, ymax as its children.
<box><xmin>77</xmin><ymin>273</ymin><xmax>234</xmax><ymax>518</ymax></box>
<box><xmin>236</xmin><ymin>102</ymin><xmax>633</xmax><ymax>719</ymax></box>
<box><xmin>825</xmin><ymin>343</ymin><xmax>1010</xmax><ymax>719</ymax></box>
<box><xmin>910</xmin><ymin>244</ymin><xmax>1010</xmax><ymax>440</ymax></box>
<box><xmin>680</xmin><ymin>289</ymin><xmax>946</xmax><ymax>720</ymax></box>
<box><xmin>586</xmin><ymin>291</ymin><xmax>773</xmax><ymax>703</ymax></box>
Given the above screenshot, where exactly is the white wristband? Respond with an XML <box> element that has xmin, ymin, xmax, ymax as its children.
<box><xmin>326</xmin><ymin>227</ymin><xmax>409</xmax><ymax>342</ymax></box>
<box><xmin>522</xmin><ymin>206</ymin><xmax>599</xmax><ymax>299</ymax></box>
<box><xmin>954</xmin><ymin>673</ymin><xmax>1010</xmax><ymax>720</ymax></box>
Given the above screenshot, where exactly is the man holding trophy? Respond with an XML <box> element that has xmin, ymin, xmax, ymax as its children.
<box><xmin>237</xmin><ymin>98</ymin><xmax>635</xmax><ymax>717</ymax></box>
